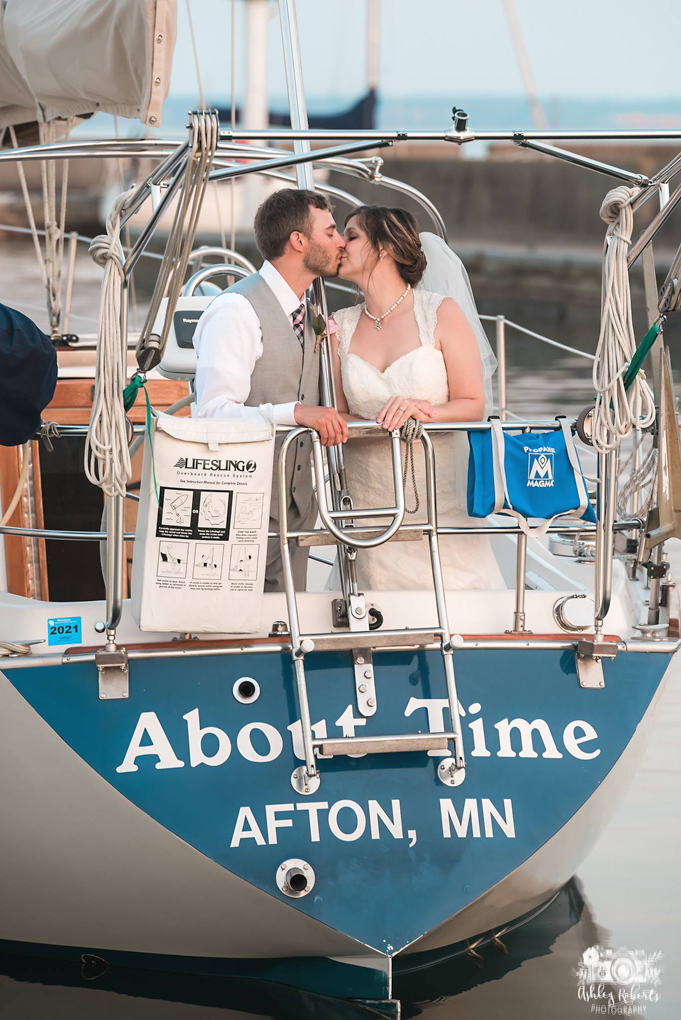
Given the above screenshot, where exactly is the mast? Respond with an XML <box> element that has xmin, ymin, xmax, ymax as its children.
<box><xmin>277</xmin><ymin>0</ymin><xmax>313</xmax><ymax>185</ymax></box>
<box><xmin>367</xmin><ymin>0</ymin><xmax>380</xmax><ymax>94</ymax></box>
<box><xmin>244</xmin><ymin>0</ymin><xmax>270</xmax><ymax>133</ymax></box>
<box><xmin>502</xmin><ymin>0</ymin><xmax>547</xmax><ymax>130</ymax></box>
<box><xmin>244</xmin><ymin>0</ymin><xmax>271</xmax><ymax>217</ymax></box>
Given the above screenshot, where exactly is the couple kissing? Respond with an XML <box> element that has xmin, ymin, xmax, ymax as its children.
<box><xmin>193</xmin><ymin>187</ymin><xmax>503</xmax><ymax>594</ymax></box>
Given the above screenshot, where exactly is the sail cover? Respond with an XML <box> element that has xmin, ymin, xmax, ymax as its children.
<box><xmin>0</xmin><ymin>0</ymin><xmax>177</xmax><ymax>129</ymax></box>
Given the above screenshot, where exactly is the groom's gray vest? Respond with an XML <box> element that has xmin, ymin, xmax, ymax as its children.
<box><xmin>225</xmin><ymin>272</ymin><xmax>320</xmax><ymax>527</ymax></box>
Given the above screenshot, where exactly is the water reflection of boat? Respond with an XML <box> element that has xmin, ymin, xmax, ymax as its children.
<box><xmin>0</xmin><ymin>950</ymin><xmax>391</xmax><ymax>1020</ymax></box>
<box><xmin>0</xmin><ymin>879</ymin><xmax>603</xmax><ymax>1019</ymax></box>
<box><xmin>395</xmin><ymin>878</ymin><xmax>604</xmax><ymax>1016</ymax></box>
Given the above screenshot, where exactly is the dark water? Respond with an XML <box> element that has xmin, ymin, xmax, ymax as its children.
<box><xmin>1</xmin><ymin>245</ymin><xmax>680</xmax><ymax>1018</ymax></box>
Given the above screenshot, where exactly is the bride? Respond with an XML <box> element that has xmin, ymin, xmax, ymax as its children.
<box><xmin>328</xmin><ymin>205</ymin><xmax>504</xmax><ymax>591</ymax></box>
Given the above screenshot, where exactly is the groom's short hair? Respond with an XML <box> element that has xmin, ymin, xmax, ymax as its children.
<box><xmin>254</xmin><ymin>188</ymin><xmax>333</xmax><ymax>261</ymax></box>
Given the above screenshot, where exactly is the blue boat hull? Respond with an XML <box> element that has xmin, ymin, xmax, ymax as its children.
<box><xmin>0</xmin><ymin>644</ymin><xmax>672</xmax><ymax>997</ymax></box>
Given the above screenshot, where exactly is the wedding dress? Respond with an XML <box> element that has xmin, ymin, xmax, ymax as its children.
<box><xmin>327</xmin><ymin>290</ymin><xmax>505</xmax><ymax>591</ymax></box>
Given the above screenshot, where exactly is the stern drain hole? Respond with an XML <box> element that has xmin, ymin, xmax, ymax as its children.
<box><xmin>233</xmin><ymin>677</ymin><xmax>260</xmax><ymax>704</ymax></box>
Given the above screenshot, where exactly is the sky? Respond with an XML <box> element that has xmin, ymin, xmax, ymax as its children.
<box><xmin>171</xmin><ymin>0</ymin><xmax>681</xmax><ymax>104</ymax></box>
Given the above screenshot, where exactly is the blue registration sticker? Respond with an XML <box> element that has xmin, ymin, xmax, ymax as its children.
<box><xmin>47</xmin><ymin>616</ymin><xmax>82</xmax><ymax>646</ymax></box>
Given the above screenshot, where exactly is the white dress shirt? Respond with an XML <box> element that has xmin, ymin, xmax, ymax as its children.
<box><xmin>193</xmin><ymin>260</ymin><xmax>303</xmax><ymax>426</ymax></box>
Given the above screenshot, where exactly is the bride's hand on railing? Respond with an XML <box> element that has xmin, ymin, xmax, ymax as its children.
<box><xmin>376</xmin><ymin>396</ymin><xmax>436</xmax><ymax>431</ymax></box>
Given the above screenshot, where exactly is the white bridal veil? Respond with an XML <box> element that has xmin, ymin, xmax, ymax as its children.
<box><xmin>417</xmin><ymin>232</ymin><xmax>497</xmax><ymax>413</ymax></box>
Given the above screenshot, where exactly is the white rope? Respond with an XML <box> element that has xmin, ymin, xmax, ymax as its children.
<box><xmin>591</xmin><ymin>185</ymin><xmax>656</xmax><ymax>453</ymax></box>
<box><xmin>0</xmin><ymin>442</ymin><xmax>31</xmax><ymax>526</ymax></box>
<box><xmin>85</xmin><ymin>186</ymin><xmax>136</xmax><ymax>497</ymax></box>
<box><xmin>0</xmin><ymin>641</ymin><xmax>32</xmax><ymax>657</ymax></box>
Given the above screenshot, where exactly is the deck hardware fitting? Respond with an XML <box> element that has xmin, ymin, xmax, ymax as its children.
<box><xmin>276</xmin><ymin>858</ymin><xmax>315</xmax><ymax>898</ymax></box>
<box><xmin>631</xmin><ymin>623</ymin><xmax>669</xmax><ymax>640</ymax></box>
<box><xmin>354</xmin><ymin>648</ymin><xmax>376</xmax><ymax>716</ymax></box>
<box><xmin>553</xmin><ymin>594</ymin><xmax>591</xmax><ymax>632</ymax></box>
<box><xmin>290</xmin><ymin>768</ymin><xmax>320</xmax><ymax>796</ymax></box>
<box><xmin>232</xmin><ymin>677</ymin><xmax>260</xmax><ymax>704</ymax></box>
<box><xmin>96</xmin><ymin>646</ymin><xmax>129</xmax><ymax>700</ymax></box>
<box><xmin>331</xmin><ymin>597</ymin><xmax>348</xmax><ymax>628</ymax></box>
<box><xmin>576</xmin><ymin>639</ymin><xmax>618</xmax><ymax>689</ymax></box>
<box><xmin>269</xmin><ymin>620</ymin><xmax>289</xmax><ymax>637</ymax></box>
<box><xmin>349</xmin><ymin>594</ymin><xmax>366</xmax><ymax>620</ymax></box>
<box><xmin>438</xmin><ymin>757</ymin><xmax>466</xmax><ymax>787</ymax></box>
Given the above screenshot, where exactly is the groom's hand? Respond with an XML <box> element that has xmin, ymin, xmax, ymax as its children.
<box><xmin>294</xmin><ymin>403</ymin><xmax>348</xmax><ymax>446</ymax></box>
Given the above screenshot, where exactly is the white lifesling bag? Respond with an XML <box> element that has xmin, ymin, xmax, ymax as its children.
<box><xmin>131</xmin><ymin>412</ymin><xmax>275</xmax><ymax>634</ymax></box>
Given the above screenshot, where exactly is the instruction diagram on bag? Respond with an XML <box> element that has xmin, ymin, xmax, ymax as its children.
<box><xmin>234</xmin><ymin>492</ymin><xmax>264</xmax><ymax>529</ymax></box>
<box><xmin>199</xmin><ymin>491</ymin><xmax>229</xmax><ymax>529</ymax></box>
<box><xmin>160</xmin><ymin>489</ymin><xmax>193</xmax><ymax>528</ymax></box>
<box><xmin>156</xmin><ymin>486</ymin><xmax>233</xmax><ymax>542</ymax></box>
<box><xmin>157</xmin><ymin>542</ymin><xmax>188</xmax><ymax>578</ymax></box>
<box><xmin>229</xmin><ymin>545</ymin><xmax>259</xmax><ymax>581</ymax></box>
<box><xmin>192</xmin><ymin>543</ymin><xmax>225</xmax><ymax>580</ymax></box>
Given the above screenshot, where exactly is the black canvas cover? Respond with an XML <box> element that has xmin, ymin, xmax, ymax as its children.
<box><xmin>0</xmin><ymin>304</ymin><xmax>57</xmax><ymax>446</ymax></box>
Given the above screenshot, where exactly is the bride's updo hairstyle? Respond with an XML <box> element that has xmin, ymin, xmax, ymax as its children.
<box><xmin>346</xmin><ymin>205</ymin><xmax>427</xmax><ymax>286</ymax></box>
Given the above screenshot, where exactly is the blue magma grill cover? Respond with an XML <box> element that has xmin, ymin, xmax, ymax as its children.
<box><xmin>467</xmin><ymin>426</ymin><xmax>596</xmax><ymax>523</ymax></box>
<box><xmin>0</xmin><ymin>303</ymin><xmax>57</xmax><ymax>446</ymax></box>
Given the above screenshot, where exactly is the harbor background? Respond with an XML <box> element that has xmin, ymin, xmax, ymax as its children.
<box><xmin>1</xmin><ymin>0</ymin><xmax>681</xmax><ymax>1012</ymax></box>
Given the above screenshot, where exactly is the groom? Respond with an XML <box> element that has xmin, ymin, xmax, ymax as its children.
<box><xmin>193</xmin><ymin>188</ymin><xmax>348</xmax><ymax>592</ymax></box>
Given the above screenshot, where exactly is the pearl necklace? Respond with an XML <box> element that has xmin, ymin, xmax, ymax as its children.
<box><xmin>363</xmin><ymin>284</ymin><xmax>411</xmax><ymax>331</ymax></box>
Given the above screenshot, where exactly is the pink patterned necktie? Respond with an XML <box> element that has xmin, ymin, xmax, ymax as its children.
<box><xmin>291</xmin><ymin>302</ymin><xmax>305</xmax><ymax>347</ymax></box>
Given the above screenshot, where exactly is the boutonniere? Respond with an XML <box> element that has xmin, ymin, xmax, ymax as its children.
<box><xmin>311</xmin><ymin>314</ymin><xmax>338</xmax><ymax>354</ymax></box>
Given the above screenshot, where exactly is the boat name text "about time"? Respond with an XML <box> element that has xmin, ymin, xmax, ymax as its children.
<box><xmin>115</xmin><ymin>697</ymin><xmax>600</xmax><ymax>774</ymax></box>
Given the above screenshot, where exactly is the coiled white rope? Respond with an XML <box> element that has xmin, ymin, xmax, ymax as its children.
<box><xmin>0</xmin><ymin>640</ymin><xmax>32</xmax><ymax>657</ymax></box>
<box><xmin>592</xmin><ymin>185</ymin><xmax>656</xmax><ymax>453</ymax></box>
<box><xmin>85</xmin><ymin>186</ymin><xmax>136</xmax><ymax>497</ymax></box>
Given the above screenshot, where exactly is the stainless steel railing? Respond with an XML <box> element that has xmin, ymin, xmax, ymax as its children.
<box><xmin>1</xmin><ymin>419</ymin><xmax>640</xmax><ymax>648</ymax></box>
<box><xmin>479</xmin><ymin>314</ymin><xmax>594</xmax><ymax>421</ymax></box>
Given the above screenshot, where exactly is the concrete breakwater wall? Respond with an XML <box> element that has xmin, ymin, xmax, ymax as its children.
<box><xmin>2</xmin><ymin>144</ymin><xmax>678</xmax><ymax>356</ymax></box>
<box><xmin>329</xmin><ymin>145</ymin><xmax>680</xmax><ymax>344</ymax></box>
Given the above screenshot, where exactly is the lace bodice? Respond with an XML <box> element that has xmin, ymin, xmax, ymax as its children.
<box><xmin>334</xmin><ymin>290</ymin><xmax>449</xmax><ymax>420</ymax></box>
<box><xmin>326</xmin><ymin>289</ymin><xmax>504</xmax><ymax>592</ymax></box>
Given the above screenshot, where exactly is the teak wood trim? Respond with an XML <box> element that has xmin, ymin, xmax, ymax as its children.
<box><xmin>0</xmin><ymin>442</ymin><xmax>49</xmax><ymax>598</ymax></box>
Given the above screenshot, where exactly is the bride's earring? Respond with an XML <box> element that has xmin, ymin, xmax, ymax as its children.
<box><xmin>379</xmin><ymin>251</ymin><xmax>385</xmax><ymax>261</ymax></box>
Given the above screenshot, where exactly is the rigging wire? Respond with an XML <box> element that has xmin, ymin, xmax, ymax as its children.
<box><xmin>185</xmin><ymin>0</ymin><xmax>226</xmax><ymax>247</ymax></box>
<box><xmin>8</xmin><ymin>125</ymin><xmax>48</xmax><ymax>290</ymax></box>
<box><xmin>114</xmin><ymin>114</ymin><xmax>139</xmax><ymax>332</ymax></box>
<box><xmin>231</xmin><ymin>0</ymin><xmax>237</xmax><ymax>250</ymax></box>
